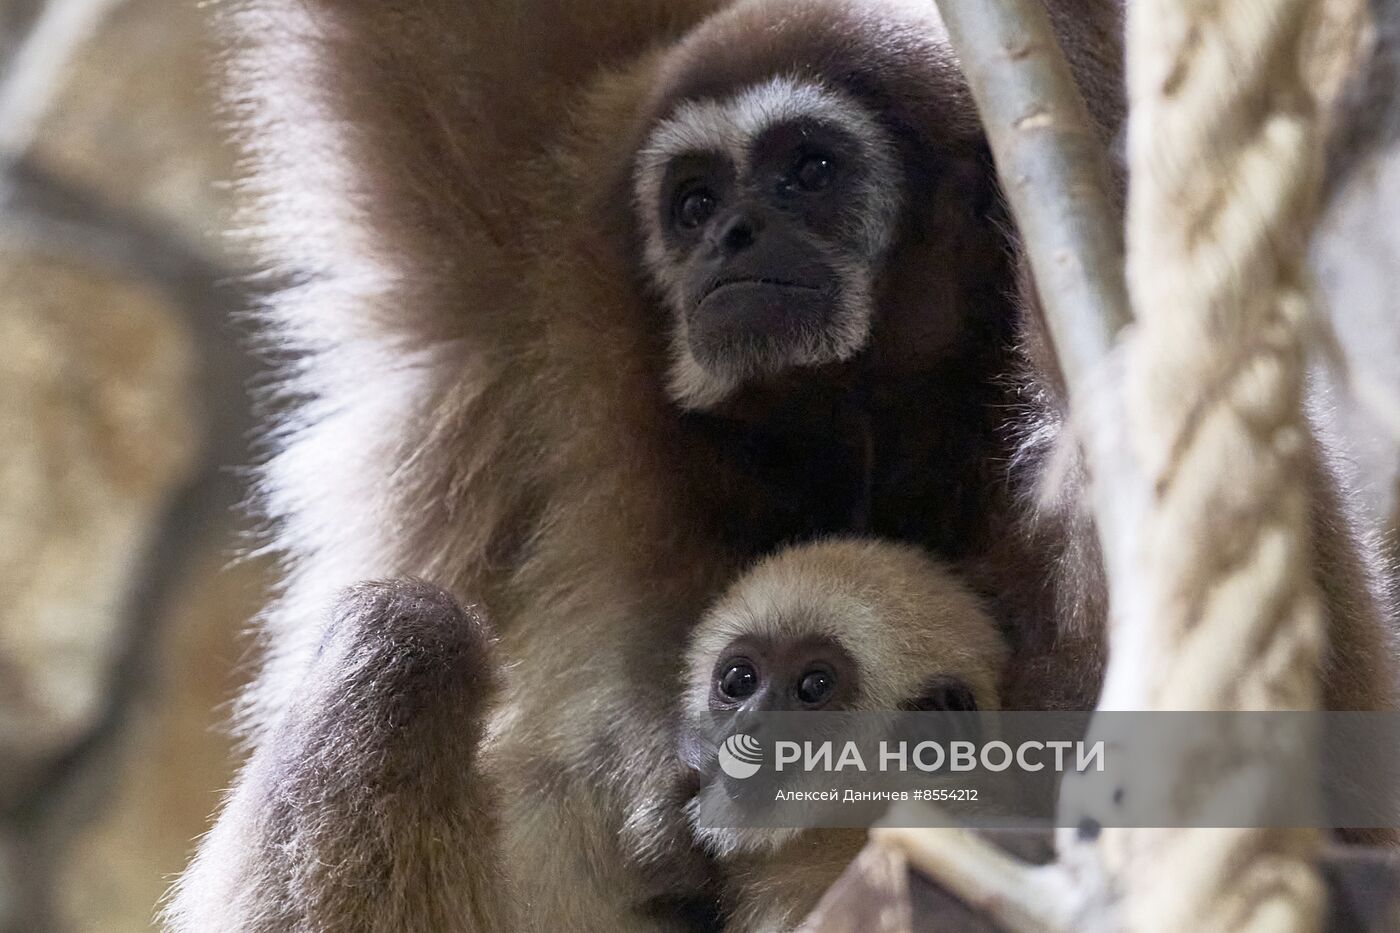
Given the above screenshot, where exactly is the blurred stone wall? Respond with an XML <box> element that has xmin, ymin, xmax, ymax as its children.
<box><xmin>0</xmin><ymin>1</ymin><xmax>265</xmax><ymax>930</ymax></box>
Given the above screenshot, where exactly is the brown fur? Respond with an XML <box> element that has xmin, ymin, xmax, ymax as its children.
<box><xmin>683</xmin><ymin>538</ymin><xmax>1005</xmax><ymax>931</ymax></box>
<box><xmin>166</xmin><ymin>0</ymin><xmax>1396</xmax><ymax>930</ymax></box>
<box><xmin>169</xmin><ymin>582</ymin><xmax>507</xmax><ymax>930</ymax></box>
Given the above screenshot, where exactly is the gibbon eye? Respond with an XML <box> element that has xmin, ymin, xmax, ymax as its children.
<box><xmin>795</xmin><ymin>667</ymin><xmax>836</xmax><ymax>706</ymax></box>
<box><xmin>718</xmin><ymin>661</ymin><xmax>759</xmax><ymax>700</ymax></box>
<box><xmin>675</xmin><ymin>187</ymin><xmax>718</xmax><ymax>229</ymax></box>
<box><xmin>793</xmin><ymin>152</ymin><xmax>835</xmax><ymax>192</ymax></box>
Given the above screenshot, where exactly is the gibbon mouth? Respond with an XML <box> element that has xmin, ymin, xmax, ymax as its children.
<box><xmin>689</xmin><ymin>274</ymin><xmax>836</xmax><ymax>366</ymax></box>
<box><xmin>700</xmin><ymin>278</ymin><xmax>823</xmax><ymax>303</ymax></box>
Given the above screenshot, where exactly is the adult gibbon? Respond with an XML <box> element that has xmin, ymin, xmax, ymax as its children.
<box><xmin>166</xmin><ymin>0</ymin><xmax>1394</xmax><ymax>930</ymax></box>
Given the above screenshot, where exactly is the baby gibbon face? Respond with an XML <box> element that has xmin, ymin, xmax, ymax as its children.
<box><xmin>707</xmin><ymin>633</ymin><xmax>980</xmax><ymax>715</ymax></box>
<box><xmin>635</xmin><ymin>77</ymin><xmax>903</xmax><ymax>410</ymax></box>
<box><xmin>679</xmin><ymin>540</ymin><xmax>1004</xmax><ymax>861</ymax></box>
<box><xmin>684</xmin><ymin>539</ymin><xmax>1004</xmax><ymax>727</ymax></box>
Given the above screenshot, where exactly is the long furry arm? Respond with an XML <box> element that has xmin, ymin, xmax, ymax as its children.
<box><xmin>223</xmin><ymin>0</ymin><xmax>723</xmax><ymax>320</ymax></box>
<box><xmin>164</xmin><ymin>581</ymin><xmax>507</xmax><ymax>933</ymax></box>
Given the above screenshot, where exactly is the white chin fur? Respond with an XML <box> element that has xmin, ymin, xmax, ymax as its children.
<box><xmin>667</xmin><ymin>349</ymin><xmax>744</xmax><ymax>411</ymax></box>
<box><xmin>665</xmin><ymin>275</ymin><xmax>875</xmax><ymax>411</ymax></box>
<box><xmin>687</xmin><ymin>794</ymin><xmax>800</xmax><ymax>858</ymax></box>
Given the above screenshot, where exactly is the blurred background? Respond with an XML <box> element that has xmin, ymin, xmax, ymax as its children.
<box><xmin>0</xmin><ymin>1</ymin><xmax>265</xmax><ymax>930</ymax></box>
<box><xmin>0</xmin><ymin>2</ymin><xmax>1397</xmax><ymax>932</ymax></box>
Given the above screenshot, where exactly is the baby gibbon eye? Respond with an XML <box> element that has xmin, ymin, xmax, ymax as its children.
<box><xmin>795</xmin><ymin>667</ymin><xmax>836</xmax><ymax>706</ymax></box>
<box><xmin>718</xmin><ymin>660</ymin><xmax>759</xmax><ymax>700</ymax></box>
<box><xmin>675</xmin><ymin>186</ymin><xmax>718</xmax><ymax>229</ymax></box>
<box><xmin>792</xmin><ymin>152</ymin><xmax>835</xmax><ymax>192</ymax></box>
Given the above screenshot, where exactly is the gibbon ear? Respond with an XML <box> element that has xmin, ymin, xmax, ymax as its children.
<box><xmin>904</xmin><ymin>675</ymin><xmax>984</xmax><ymax>747</ymax></box>
<box><xmin>903</xmin><ymin>675</ymin><xmax>979</xmax><ymax>714</ymax></box>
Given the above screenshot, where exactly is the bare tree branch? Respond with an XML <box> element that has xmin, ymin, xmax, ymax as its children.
<box><xmin>935</xmin><ymin>0</ymin><xmax>1130</xmax><ymax>360</ymax></box>
<box><xmin>931</xmin><ymin>0</ymin><xmax>1137</xmax><ymax>596</ymax></box>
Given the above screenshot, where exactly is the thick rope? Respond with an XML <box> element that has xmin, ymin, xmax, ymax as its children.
<box><xmin>877</xmin><ymin>2</ymin><xmax>1349</xmax><ymax>929</ymax></box>
<box><xmin>1107</xmin><ymin>1</ymin><xmax>1340</xmax><ymax>930</ymax></box>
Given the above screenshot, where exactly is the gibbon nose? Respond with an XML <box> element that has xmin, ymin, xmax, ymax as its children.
<box><xmin>717</xmin><ymin>211</ymin><xmax>762</xmax><ymax>255</ymax></box>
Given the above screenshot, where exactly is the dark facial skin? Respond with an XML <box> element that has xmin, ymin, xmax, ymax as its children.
<box><xmin>708</xmin><ymin>634</ymin><xmax>860</xmax><ymax>713</ymax></box>
<box><xmin>705</xmin><ymin>634</ymin><xmax>980</xmax><ymax>715</ymax></box>
<box><xmin>679</xmin><ymin>631</ymin><xmax>983</xmax><ymax>789</ymax></box>
<box><xmin>657</xmin><ymin>119</ymin><xmax>885</xmax><ymax>370</ymax></box>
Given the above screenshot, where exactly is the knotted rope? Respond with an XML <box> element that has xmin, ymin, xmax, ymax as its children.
<box><xmin>1100</xmin><ymin>1</ymin><xmax>1339</xmax><ymax>930</ymax></box>
<box><xmin>875</xmin><ymin>2</ymin><xmax>1352</xmax><ymax>930</ymax></box>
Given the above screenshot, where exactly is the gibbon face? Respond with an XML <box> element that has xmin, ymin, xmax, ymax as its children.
<box><xmin>635</xmin><ymin>77</ymin><xmax>903</xmax><ymax>410</ymax></box>
<box><xmin>679</xmin><ymin>539</ymin><xmax>1005</xmax><ymax>862</ymax></box>
<box><xmin>684</xmin><ymin>540</ymin><xmax>1004</xmax><ymax>725</ymax></box>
